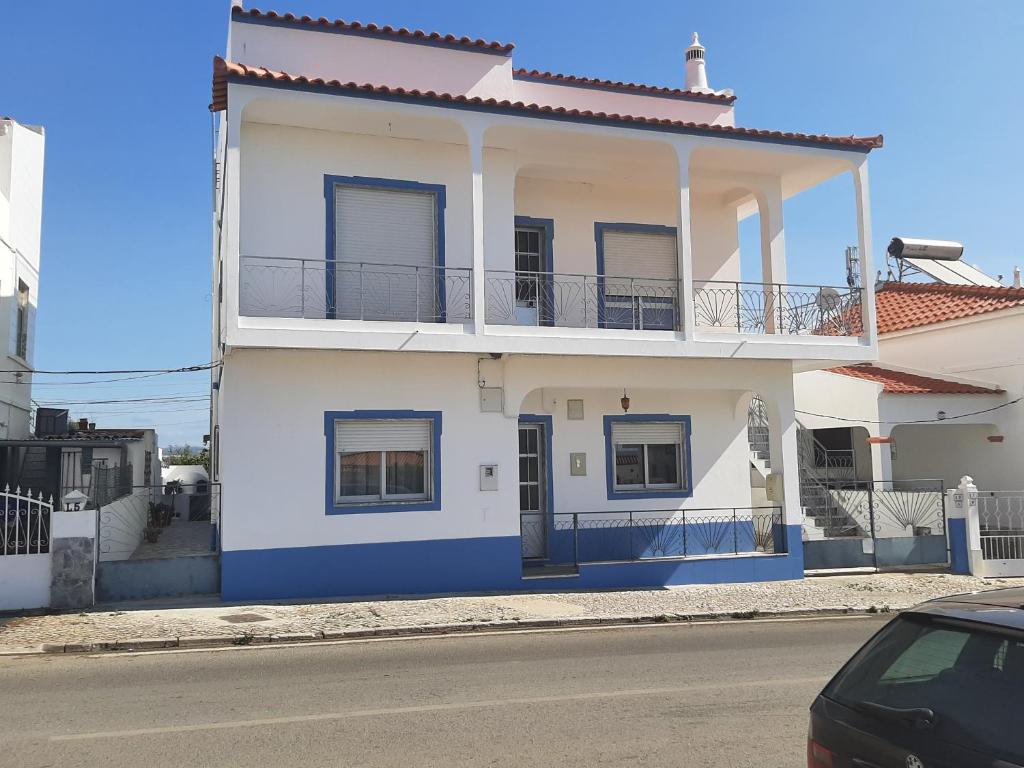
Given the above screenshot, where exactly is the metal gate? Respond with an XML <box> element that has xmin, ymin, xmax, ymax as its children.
<box><xmin>803</xmin><ymin>479</ymin><xmax>948</xmax><ymax>571</ymax></box>
<box><xmin>979</xmin><ymin>491</ymin><xmax>1024</xmax><ymax>578</ymax></box>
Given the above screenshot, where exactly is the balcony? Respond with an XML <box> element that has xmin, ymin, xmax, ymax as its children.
<box><xmin>239</xmin><ymin>256</ymin><xmax>472</xmax><ymax>323</ymax></box>
<box><xmin>693</xmin><ymin>280</ymin><xmax>862</xmax><ymax>336</ymax></box>
<box><xmin>238</xmin><ymin>257</ymin><xmax>864</xmax><ymax>341</ymax></box>
<box><xmin>484</xmin><ymin>270</ymin><xmax>679</xmax><ymax>331</ymax></box>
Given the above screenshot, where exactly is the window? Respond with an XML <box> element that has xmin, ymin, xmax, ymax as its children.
<box><xmin>327</xmin><ymin>176</ymin><xmax>445</xmax><ymax>322</ymax></box>
<box><xmin>596</xmin><ymin>224</ymin><xmax>678</xmax><ymax>331</ymax></box>
<box><xmin>826</xmin><ymin>614</ymin><xmax>1024</xmax><ymax>763</ymax></box>
<box><xmin>326</xmin><ymin>411</ymin><xmax>442</xmax><ymax>514</ymax></box>
<box><xmin>15</xmin><ymin>280</ymin><xmax>29</xmax><ymax>359</ymax></box>
<box><xmin>514</xmin><ymin>227</ymin><xmax>543</xmax><ymax>308</ymax></box>
<box><xmin>604</xmin><ymin>416</ymin><xmax>691</xmax><ymax>499</ymax></box>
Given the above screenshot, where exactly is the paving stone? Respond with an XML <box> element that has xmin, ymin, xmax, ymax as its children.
<box><xmin>3</xmin><ymin>573</ymin><xmax>1023</xmax><ymax>654</ymax></box>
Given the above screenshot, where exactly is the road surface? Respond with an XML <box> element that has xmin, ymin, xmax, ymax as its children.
<box><xmin>0</xmin><ymin>615</ymin><xmax>888</xmax><ymax>767</ymax></box>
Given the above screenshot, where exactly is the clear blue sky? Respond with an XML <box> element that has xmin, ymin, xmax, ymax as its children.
<box><xmin>3</xmin><ymin>0</ymin><xmax>1021</xmax><ymax>446</ymax></box>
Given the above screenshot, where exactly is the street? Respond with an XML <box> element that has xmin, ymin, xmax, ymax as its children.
<box><xmin>0</xmin><ymin>615</ymin><xmax>888</xmax><ymax>767</ymax></box>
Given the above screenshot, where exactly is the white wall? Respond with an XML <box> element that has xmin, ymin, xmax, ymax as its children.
<box><xmin>880</xmin><ymin>313</ymin><xmax>1023</xmax><ymax>490</ymax></box>
<box><xmin>230</xmin><ymin>21</ymin><xmax>515</xmax><ymax>100</ymax></box>
<box><xmin>0</xmin><ymin>554</ymin><xmax>50</xmax><ymax>611</ymax></box>
<box><xmin>0</xmin><ymin>120</ymin><xmax>44</xmax><ymax>437</ymax></box>
<box><xmin>512</xmin><ymin>78</ymin><xmax>734</xmax><ymax>126</ymax></box>
<box><xmin>218</xmin><ymin>348</ymin><xmax>795</xmax><ymax>553</ymax></box>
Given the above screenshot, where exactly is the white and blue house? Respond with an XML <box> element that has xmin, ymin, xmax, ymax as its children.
<box><xmin>209</xmin><ymin>4</ymin><xmax>882</xmax><ymax>600</ymax></box>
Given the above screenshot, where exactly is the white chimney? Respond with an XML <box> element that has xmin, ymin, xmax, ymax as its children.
<box><xmin>1014</xmin><ymin>266</ymin><xmax>1022</xmax><ymax>288</ymax></box>
<box><xmin>685</xmin><ymin>33</ymin><xmax>710</xmax><ymax>93</ymax></box>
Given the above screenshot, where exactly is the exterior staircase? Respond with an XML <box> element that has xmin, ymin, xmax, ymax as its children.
<box><xmin>745</xmin><ymin>396</ymin><xmax>862</xmax><ymax>540</ymax></box>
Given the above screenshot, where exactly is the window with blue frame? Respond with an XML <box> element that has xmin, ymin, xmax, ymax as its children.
<box><xmin>604</xmin><ymin>415</ymin><xmax>692</xmax><ymax>499</ymax></box>
<box><xmin>325</xmin><ymin>411</ymin><xmax>442</xmax><ymax>514</ymax></box>
<box><xmin>595</xmin><ymin>224</ymin><xmax>679</xmax><ymax>331</ymax></box>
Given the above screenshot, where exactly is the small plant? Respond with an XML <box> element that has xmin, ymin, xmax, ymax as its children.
<box><xmin>144</xmin><ymin>525</ymin><xmax>162</xmax><ymax>543</ymax></box>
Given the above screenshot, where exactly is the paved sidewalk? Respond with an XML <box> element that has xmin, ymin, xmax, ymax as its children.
<box><xmin>2</xmin><ymin>572</ymin><xmax>1021</xmax><ymax>655</ymax></box>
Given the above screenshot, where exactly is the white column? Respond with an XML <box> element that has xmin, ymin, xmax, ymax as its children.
<box><xmin>466</xmin><ymin>123</ymin><xmax>487</xmax><ymax>333</ymax></box>
<box><xmin>757</xmin><ymin>179</ymin><xmax>787</xmax><ymax>335</ymax></box>
<box><xmin>852</xmin><ymin>160</ymin><xmax>877</xmax><ymax>346</ymax></box>
<box><xmin>222</xmin><ymin>100</ymin><xmax>243</xmax><ymax>342</ymax></box>
<box><xmin>756</xmin><ymin>179</ymin><xmax>787</xmax><ymax>286</ymax></box>
<box><xmin>672</xmin><ymin>142</ymin><xmax>696</xmax><ymax>339</ymax></box>
<box><xmin>765</xmin><ymin>377</ymin><xmax>802</xmax><ymax>534</ymax></box>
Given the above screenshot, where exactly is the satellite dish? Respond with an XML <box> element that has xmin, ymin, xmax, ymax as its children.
<box><xmin>816</xmin><ymin>286</ymin><xmax>841</xmax><ymax>312</ymax></box>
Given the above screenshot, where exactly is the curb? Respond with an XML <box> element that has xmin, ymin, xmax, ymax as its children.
<box><xmin>21</xmin><ymin>605</ymin><xmax>894</xmax><ymax>656</ymax></box>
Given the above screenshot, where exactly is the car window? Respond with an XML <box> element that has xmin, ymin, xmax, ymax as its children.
<box><xmin>825</xmin><ymin>614</ymin><xmax>1024</xmax><ymax>763</ymax></box>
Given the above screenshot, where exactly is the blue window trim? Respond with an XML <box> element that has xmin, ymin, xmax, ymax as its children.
<box><xmin>514</xmin><ymin>216</ymin><xmax>555</xmax><ymax>327</ymax></box>
<box><xmin>518</xmin><ymin>414</ymin><xmax>555</xmax><ymax>561</ymax></box>
<box><xmin>594</xmin><ymin>222</ymin><xmax>678</xmax><ymax>330</ymax></box>
<box><xmin>324</xmin><ymin>409</ymin><xmax>443</xmax><ymax>515</ymax></box>
<box><xmin>603</xmin><ymin>414</ymin><xmax>693</xmax><ymax>501</ymax></box>
<box><xmin>323</xmin><ymin>175</ymin><xmax>447</xmax><ymax>321</ymax></box>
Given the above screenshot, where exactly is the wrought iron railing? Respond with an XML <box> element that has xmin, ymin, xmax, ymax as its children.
<box><xmin>240</xmin><ymin>256</ymin><xmax>472</xmax><ymax>323</ymax></box>
<box><xmin>979</xmin><ymin>492</ymin><xmax>1024</xmax><ymax>561</ymax></box>
<box><xmin>521</xmin><ymin>507</ymin><xmax>784</xmax><ymax>567</ymax></box>
<box><xmin>485</xmin><ymin>270</ymin><xmax>679</xmax><ymax>331</ymax></box>
<box><xmin>693</xmin><ymin>280</ymin><xmax>862</xmax><ymax>336</ymax></box>
<box><xmin>0</xmin><ymin>486</ymin><xmax>53</xmax><ymax>556</ymax></box>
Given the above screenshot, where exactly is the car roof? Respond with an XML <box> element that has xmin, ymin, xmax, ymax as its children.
<box><xmin>906</xmin><ymin>586</ymin><xmax>1024</xmax><ymax>631</ymax></box>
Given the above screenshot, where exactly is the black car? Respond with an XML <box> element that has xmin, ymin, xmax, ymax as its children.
<box><xmin>809</xmin><ymin>587</ymin><xmax>1024</xmax><ymax>768</ymax></box>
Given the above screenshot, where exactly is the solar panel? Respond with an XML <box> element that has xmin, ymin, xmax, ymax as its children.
<box><xmin>903</xmin><ymin>258</ymin><xmax>1002</xmax><ymax>287</ymax></box>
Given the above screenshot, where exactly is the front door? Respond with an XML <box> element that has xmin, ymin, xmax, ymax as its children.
<box><xmin>518</xmin><ymin>423</ymin><xmax>547</xmax><ymax>559</ymax></box>
<box><xmin>514</xmin><ymin>226</ymin><xmax>545</xmax><ymax>326</ymax></box>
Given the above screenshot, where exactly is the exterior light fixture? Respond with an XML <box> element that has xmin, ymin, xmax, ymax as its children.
<box><xmin>620</xmin><ymin>389</ymin><xmax>631</xmax><ymax>413</ymax></box>
<box><xmin>937</xmin><ymin>411</ymin><xmax>947</xmax><ymax>420</ymax></box>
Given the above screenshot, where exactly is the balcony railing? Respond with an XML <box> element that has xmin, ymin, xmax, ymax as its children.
<box><xmin>693</xmin><ymin>280</ymin><xmax>862</xmax><ymax>336</ymax></box>
<box><xmin>239</xmin><ymin>256</ymin><xmax>472</xmax><ymax>323</ymax></box>
<box><xmin>521</xmin><ymin>507</ymin><xmax>785</xmax><ymax>568</ymax></box>
<box><xmin>485</xmin><ymin>270</ymin><xmax>679</xmax><ymax>331</ymax></box>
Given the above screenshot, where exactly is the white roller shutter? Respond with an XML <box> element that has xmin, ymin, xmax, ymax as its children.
<box><xmin>612</xmin><ymin>421</ymin><xmax>682</xmax><ymax>445</ymax></box>
<box><xmin>602</xmin><ymin>230</ymin><xmax>677</xmax><ymax>281</ymax></box>
<box><xmin>336</xmin><ymin>419</ymin><xmax>432</xmax><ymax>453</ymax></box>
<box><xmin>333</xmin><ymin>184</ymin><xmax>437</xmax><ymax>320</ymax></box>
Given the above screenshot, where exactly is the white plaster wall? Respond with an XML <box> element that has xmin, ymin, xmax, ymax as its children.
<box><xmin>793</xmin><ymin>370</ymin><xmax>883</xmax><ymax>431</ymax></box>
<box><xmin>229</xmin><ymin>22</ymin><xmax>514</xmax><ymax>100</ymax></box>
<box><xmin>513</xmin><ymin>176</ymin><xmax>736</xmax><ymax>281</ymax></box>
<box><xmin>880</xmin><ymin>314</ymin><xmax>1024</xmax><ymax>490</ymax></box>
<box><xmin>218</xmin><ymin>349</ymin><xmax>788</xmax><ymax>552</ymax></box>
<box><xmin>239</xmin><ymin>122</ymin><xmax>474</xmax><ymax>320</ymax></box>
<box><xmin>512</xmin><ymin>79</ymin><xmax>734</xmax><ymax>126</ymax></box>
<box><xmin>890</xmin><ymin>424</ymin><xmax>1006</xmax><ymax>490</ymax></box>
<box><xmin>519</xmin><ymin>386</ymin><xmax>752</xmax><ymax>515</ymax></box>
<box><xmin>0</xmin><ymin>554</ymin><xmax>50</xmax><ymax>610</ymax></box>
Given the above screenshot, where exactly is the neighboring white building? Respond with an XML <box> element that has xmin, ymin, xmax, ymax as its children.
<box><xmin>0</xmin><ymin>117</ymin><xmax>43</xmax><ymax>439</ymax></box>
<box><xmin>210</xmin><ymin>3</ymin><xmax>883</xmax><ymax>600</ymax></box>
<box><xmin>797</xmin><ymin>281</ymin><xmax>1024</xmax><ymax>492</ymax></box>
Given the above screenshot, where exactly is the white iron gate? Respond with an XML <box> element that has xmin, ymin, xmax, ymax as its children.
<box><xmin>979</xmin><ymin>492</ymin><xmax>1024</xmax><ymax>577</ymax></box>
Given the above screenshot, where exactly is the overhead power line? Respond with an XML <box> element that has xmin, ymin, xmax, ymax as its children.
<box><xmin>795</xmin><ymin>396</ymin><xmax>1023</xmax><ymax>425</ymax></box>
<box><xmin>0</xmin><ymin>362</ymin><xmax>220</xmax><ymax>376</ymax></box>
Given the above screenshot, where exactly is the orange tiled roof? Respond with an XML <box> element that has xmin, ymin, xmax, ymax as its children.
<box><xmin>875</xmin><ymin>282</ymin><xmax>1024</xmax><ymax>334</ymax></box>
<box><xmin>828</xmin><ymin>364</ymin><xmax>1004</xmax><ymax>395</ymax></box>
<box><xmin>210</xmin><ymin>58</ymin><xmax>883</xmax><ymax>151</ymax></box>
<box><xmin>233</xmin><ymin>5</ymin><xmax>515</xmax><ymax>54</ymax></box>
<box><xmin>513</xmin><ymin>69</ymin><xmax>737</xmax><ymax>105</ymax></box>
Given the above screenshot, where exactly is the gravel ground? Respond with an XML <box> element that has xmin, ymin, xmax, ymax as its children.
<box><xmin>2</xmin><ymin>572</ymin><xmax>1021</xmax><ymax>654</ymax></box>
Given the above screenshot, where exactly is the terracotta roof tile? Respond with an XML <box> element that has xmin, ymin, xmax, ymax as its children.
<box><xmin>828</xmin><ymin>364</ymin><xmax>1004</xmax><ymax>395</ymax></box>
<box><xmin>875</xmin><ymin>282</ymin><xmax>1024</xmax><ymax>334</ymax></box>
<box><xmin>210</xmin><ymin>58</ymin><xmax>883</xmax><ymax>151</ymax></box>
<box><xmin>513</xmin><ymin>68</ymin><xmax>737</xmax><ymax>104</ymax></box>
<box><xmin>233</xmin><ymin>5</ymin><xmax>514</xmax><ymax>54</ymax></box>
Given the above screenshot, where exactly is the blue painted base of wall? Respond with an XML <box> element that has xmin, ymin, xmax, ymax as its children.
<box><xmin>220</xmin><ymin>525</ymin><xmax>805</xmax><ymax>601</ymax></box>
<box><xmin>948</xmin><ymin>518</ymin><xmax>969</xmax><ymax>574</ymax></box>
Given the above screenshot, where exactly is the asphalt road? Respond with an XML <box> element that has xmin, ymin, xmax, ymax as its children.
<box><xmin>0</xmin><ymin>615</ymin><xmax>889</xmax><ymax>768</ymax></box>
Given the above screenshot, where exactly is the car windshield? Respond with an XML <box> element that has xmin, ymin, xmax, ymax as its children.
<box><xmin>825</xmin><ymin>613</ymin><xmax>1024</xmax><ymax>763</ymax></box>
